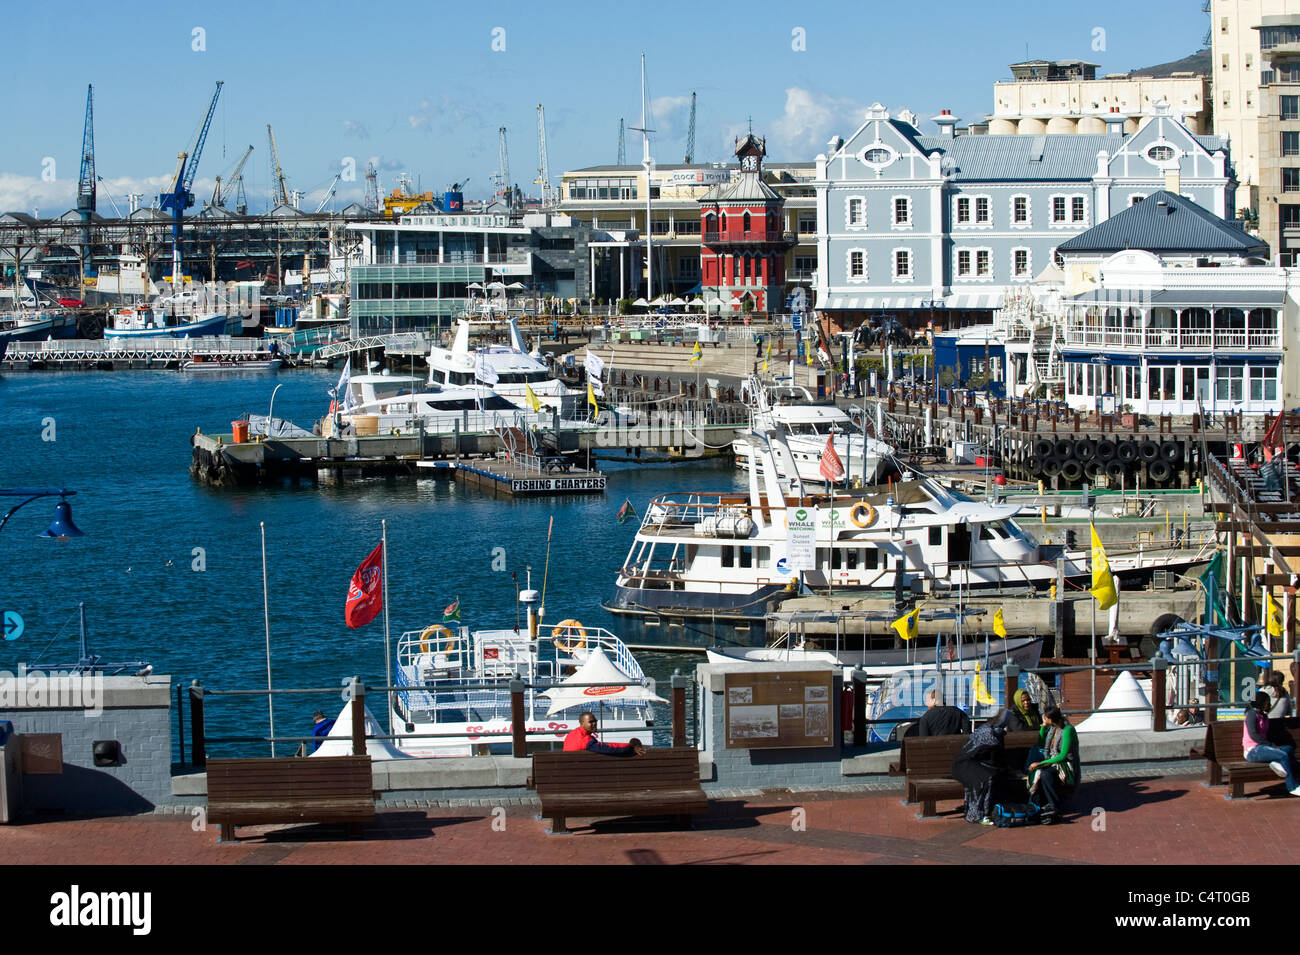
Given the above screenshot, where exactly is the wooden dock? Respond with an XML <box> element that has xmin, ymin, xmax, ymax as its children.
<box><xmin>450</xmin><ymin>459</ymin><xmax>606</xmax><ymax>497</ymax></box>
<box><xmin>2</xmin><ymin>336</ymin><xmax>282</xmax><ymax>371</ymax></box>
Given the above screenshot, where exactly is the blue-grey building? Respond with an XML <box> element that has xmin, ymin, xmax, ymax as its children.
<box><xmin>813</xmin><ymin>103</ymin><xmax>1236</xmax><ymax>332</ymax></box>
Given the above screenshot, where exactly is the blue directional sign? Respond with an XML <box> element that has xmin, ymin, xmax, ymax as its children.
<box><xmin>791</xmin><ymin>312</ymin><xmax>803</xmax><ymax>331</ymax></box>
<box><xmin>3</xmin><ymin>611</ymin><xmax>23</xmax><ymax>642</ymax></box>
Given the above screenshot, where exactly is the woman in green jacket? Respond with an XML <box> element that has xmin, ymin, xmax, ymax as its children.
<box><xmin>1028</xmin><ymin>705</ymin><xmax>1079</xmax><ymax>823</ymax></box>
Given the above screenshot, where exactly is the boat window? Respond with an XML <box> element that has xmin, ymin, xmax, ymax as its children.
<box><xmin>864</xmin><ymin>547</ymin><xmax>878</xmax><ymax>570</ymax></box>
<box><xmin>721</xmin><ymin>546</ymin><xmax>734</xmax><ymax>568</ymax></box>
<box><xmin>949</xmin><ymin>525</ymin><xmax>971</xmax><ymax>564</ymax></box>
<box><xmin>979</xmin><ymin>525</ymin><xmax>994</xmax><ymax>541</ymax></box>
<box><xmin>830</xmin><ymin>548</ymin><xmax>842</xmax><ymax>570</ymax></box>
<box><xmin>756</xmin><ymin>546</ymin><xmax>770</xmax><ymax>568</ymax></box>
<box><xmin>739</xmin><ymin>546</ymin><xmax>753</xmax><ymax>569</ymax></box>
<box><xmin>929</xmin><ymin>526</ymin><xmax>942</xmax><ymax>546</ymax></box>
<box><xmin>845</xmin><ymin>548</ymin><xmax>858</xmax><ymax>570</ymax></box>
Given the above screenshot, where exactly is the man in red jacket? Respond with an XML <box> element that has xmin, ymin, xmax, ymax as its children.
<box><xmin>563</xmin><ymin>711</ymin><xmax>645</xmax><ymax>755</ymax></box>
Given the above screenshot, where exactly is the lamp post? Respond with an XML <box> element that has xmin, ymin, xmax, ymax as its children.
<box><xmin>0</xmin><ymin>489</ymin><xmax>84</xmax><ymax>539</ymax></box>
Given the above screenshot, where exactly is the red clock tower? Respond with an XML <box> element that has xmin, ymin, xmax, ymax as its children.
<box><xmin>699</xmin><ymin>133</ymin><xmax>793</xmax><ymax>314</ymax></box>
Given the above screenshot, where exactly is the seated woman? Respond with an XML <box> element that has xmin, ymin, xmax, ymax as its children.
<box><xmin>1242</xmin><ymin>692</ymin><xmax>1300</xmax><ymax>795</ymax></box>
<box><xmin>951</xmin><ymin>722</ymin><xmax>1009</xmax><ymax>825</ymax></box>
<box><xmin>991</xmin><ymin>689</ymin><xmax>1040</xmax><ymax>733</ymax></box>
<box><xmin>1027</xmin><ymin>705</ymin><xmax>1080</xmax><ymax>823</ymax></box>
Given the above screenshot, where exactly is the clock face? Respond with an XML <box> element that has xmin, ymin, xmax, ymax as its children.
<box><xmin>741</xmin><ymin>155</ymin><xmax>757</xmax><ymax>171</ymax></box>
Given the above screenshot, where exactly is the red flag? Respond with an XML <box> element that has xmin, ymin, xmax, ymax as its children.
<box><xmin>819</xmin><ymin>434</ymin><xmax>845</xmax><ymax>483</ymax></box>
<box><xmin>345</xmin><ymin>542</ymin><xmax>384</xmax><ymax>628</ymax></box>
<box><xmin>1263</xmin><ymin>413</ymin><xmax>1284</xmax><ymax>462</ymax></box>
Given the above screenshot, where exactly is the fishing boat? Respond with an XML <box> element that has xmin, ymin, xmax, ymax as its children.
<box><xmin>604</xmin><ymin>434</ymin><xmax>1213</xmax><ymax>650</ymax></box>
<box><xmin>426</xmin><ymin>318</ymin><xmax>585</xmax><ymax>417</ymax></box>
<box><xmin>104</xmin><ymin>305</ymin><xmax>231</xmax><ymax>339</ymax></box>
<box><xmin>733</xmin><ymin>375</ymin><xmax>893</xmax><ymax>487</ymax></box>
<box><xmin>390</xmin><ymin>586</ymin><xmax>659</xmax><ymax>757</ymax></box>
<box><xmin>0</xmin><ymin>309</ymin><xmax>78</xmax><ymax>342</ymax></box>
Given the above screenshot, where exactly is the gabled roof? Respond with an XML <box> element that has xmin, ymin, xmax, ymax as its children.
<box><xmin>700</xmin><ymin>173</ymin><xmax>782</xmax><ymax>204</ymax></box>
<box><xmin>0</xmin><ymin>212</ymin><xmax>39</xmax><ymax>225</ymax></box>
<box><xmin>1057</xmin><ymin>190</ymin><xmax>1268</xmax><ymax>256</ymax></box>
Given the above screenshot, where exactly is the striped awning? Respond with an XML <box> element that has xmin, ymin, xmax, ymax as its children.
<box><xmin>818</xmin><ymin>291</ymin><xmax>1004</xmax><ymax>311</ymax></box>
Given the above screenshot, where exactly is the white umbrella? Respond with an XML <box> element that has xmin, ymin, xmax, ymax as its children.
<box><xmin>670</xmin><ymin>297</ymin><xmax>688</xmax><ymax>306</ymax></box>
<box><xmin>468</xmin><ymin>282</ymin><xmax>484</xmax><ymax>290</ymax></box>
<box><xmin>633</xmin><ymin>297</ymin><xmax>649</xmax><ymax>306</ymax></box>
<box><xmin>506</xmin><ymin>281</ymin><xmax>526</xmax><ymax>289</ymax></box>
<box><xmin>541</xmin><ymin>648</ymin><xmax>667</xmax><ymax>716</ymax></box>
<box><xmin>1075</xmin><ymin>671</ymin><xmax>1152</xmax><ymax>733</ymax></box>
<box><xmin>309</xmin><ymin>700</ymin><xmax>414</xmax><ymax>760</ymax></box>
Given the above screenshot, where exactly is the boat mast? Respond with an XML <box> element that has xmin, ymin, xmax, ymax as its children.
<box><xmin>631</xmin><ymin>54</ymin><xmax>655</xmax><ymax>301</ymax></box>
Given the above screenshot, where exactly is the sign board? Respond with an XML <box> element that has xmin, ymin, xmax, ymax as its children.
<box><xmin>510</xmin><ymin>475</ymin><xmax>607</xmax><ymax>493</ymax></box>
<box><xmin>724</xmin><ymin>671</ymin><xmax>834</xmax><ymax>749</ymax></box>
<box><xmin>790</xmin><ymin>312</ymin><xmax>803</xmax><ymax>331</ymax></box>
<box><xmin>785</xmin><ymin>506</ymin><xmax>817</xmax><ymax>571</ymax></box>
<box><xmin>656</xmin><ymin>169</ymin><xmax>732</xmax><ymax>187</ymax></box>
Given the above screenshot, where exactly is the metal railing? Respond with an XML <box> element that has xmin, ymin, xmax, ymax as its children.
<box><xmin>1063</xmin><ymin>325</ymin><xmax>1281</xmax><ymax>350</ymax></box>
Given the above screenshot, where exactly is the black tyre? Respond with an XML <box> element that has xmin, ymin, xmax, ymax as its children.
<box><xmin>1042</xmin><ymin>457</ymin><xmax>1063</xmax><ymax>478</ymax></box>
<box><xmin>1061</xmin><ymin>459</ymin><xmax>1084</xmax><ymax>482</ymax></box>
<box><xmin>1035</xmin><ymin>438</ymin><xmax>1054</xmax><ymax>459</ymax></box>
<box><xmin>1095</xmin><ymin>439</ymin><xmax>1117</xmax><ymax>462</ymax></box>
<box><xmin>1148</xmin><ymin>459</ymin><xmax>1172</xmax><ymax>483</ymax></box>
<box><xmin>1105</xmin><ymin>461</ymin><xmax>1126</xmax><ymax>481</ymax></box>
<box><xmin>1054</xmin><ymin>439</ymin><xmax>1075</xmax><ymax>459</ymax></box>
<box><xmin>1074</xmin><ymin>438</ymin><xmax>1096</xmax><ymax>462</ymax></box>
<box><xmin>1026</xmin><ymin>456</ymin><xmax>1043</xmax><ymax>473</ymax></box>
<box><xmin>1139</xmin><ymin>439</ymin><xmax>1160</xmax><ymax>462</ymax></box>
<box><xmin>1160</xmin><ymin>441</ymin><xmax>1182</xmax><ymax>464</ymax></box>
<box><xmin>1139</xmin><ymin>613</ymin><xmax>1186</xmax><ymax>660</ymax></box>
<box><xmin>1084</xmin><ymin>459</ymin><xmax>1104</xmax><ymax>478</ymax></box>
<box><xmin>1117</xmin><ymin>440</ymin><xmax>1139</xmax><ymax>463</ymax></box>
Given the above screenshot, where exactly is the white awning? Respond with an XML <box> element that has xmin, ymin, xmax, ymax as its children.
<box><xmin>817</xmin><ymin>291</ymin><xmax>1005</xmax><ymax>311</ymax></box>
<box><xmin>942</xmin><ymin>291</ymin><xmax>1005</xmax><ymax>310</ymax></box>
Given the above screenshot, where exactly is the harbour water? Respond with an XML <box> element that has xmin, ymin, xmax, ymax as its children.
<box><xmin>0</xmin><ymin>369</ymin><xmax>739</xmax><ymax>755</ymax></box>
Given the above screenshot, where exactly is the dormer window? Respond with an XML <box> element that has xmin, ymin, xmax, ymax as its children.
<box><xmin>1147</xmin><ymin>145</ymin><xmax>1175</xmax><ymax>162</ymax></box>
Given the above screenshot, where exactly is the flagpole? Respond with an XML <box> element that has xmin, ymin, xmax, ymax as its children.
<box><xmin>382</xmin><ymin>518</ymin><xmax>392</xmax><ymax>736</ymax></box>
<box><xmin>260</xmin><ymin>521</ymin><xmax>276</xmax><ymax>757</ymax></box>
<box><xmin>1089</xmin><ymin>517</ymin><xmax>1096</xmax><ymax>711</ymax></box>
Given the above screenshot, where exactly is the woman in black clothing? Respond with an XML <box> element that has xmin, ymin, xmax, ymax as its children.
<box><xmin>951</xmin><ymin>722</ymin><xmax>1008</xmax><ymax>825</ymax></box>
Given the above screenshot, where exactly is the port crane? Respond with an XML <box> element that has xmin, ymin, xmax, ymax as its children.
<box><xmin>536</xmin><ymin>103</ymin><xmax>553</xmax><ymax>211</ymax></box>
<box><xmin>209</xmin><ymin>145</ymin><xmax>254</xmax><ymax>213</ymax></box>
<box><xmin>158</xmin><ymin>80</ymin><xmax>223</xmax><ymax>288</ymax></box>
<box><xmin>313</xmin><ymin>174</ymin><xmax>341</xmax><ymax>214</ymax></box>
<box><xmin>497</xmin><ymin>126</ymin><xmax>511</xmax><ymax>211</ymax></box>
<box><xmin>267</xmin><ymin>124</ymin><xmax>290</xmax><ymax>208</ymax></box>
<box><xmin>76</xmin><ymin>84</ymin><xmax>95</xmax><ymax>284</ymax></box>
<box><xmin>684</xmin><ymin>91</ymin><xmax>696</xmax><ymax>164</ymax></box>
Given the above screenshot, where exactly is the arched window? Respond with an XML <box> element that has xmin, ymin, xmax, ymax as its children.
<box><xmin>720</xmin><ymin>212</ymin><xmax>728</xmax><ymax>232</ymax></box>
<box><xmin>743</xmin><ymin>211</ymin><xmax>751</xmax><ymax>233</ymax></box>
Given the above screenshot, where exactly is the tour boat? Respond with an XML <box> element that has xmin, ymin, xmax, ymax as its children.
<box><xmin>604</xmin><ymin>434</ymin><xmax>1212</xmax><ymax>650</ymax></box>
<box><xmin>390</xmin><ymin>588</ymin><xmax>659</xmax><ymax>757</ymax></box>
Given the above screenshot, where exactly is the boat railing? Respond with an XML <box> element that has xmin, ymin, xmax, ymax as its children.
<box><xmin>640</xmin><ymin>493</ymin><xmax>760</xmax><ymax>530</ymax></box>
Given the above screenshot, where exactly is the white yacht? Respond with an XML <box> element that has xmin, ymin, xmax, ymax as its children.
<box><xmin>331</xmin><ymin>368</ymin><xmax>555</xmax><ymax>436</ymax></box>
<box><xmin>605</xmin><ymin>435</ymin><xmax>1211</xmax><ymax>650</ymax></box>
<box><xmin>426</xmin><ymin>319</ymin><xmax>585</xmax><ymax>417</ymax></box>
<box><xmin>733</xmin><ymin>376</ymin><xmax>892</xmax><ymax>487</ymax></box>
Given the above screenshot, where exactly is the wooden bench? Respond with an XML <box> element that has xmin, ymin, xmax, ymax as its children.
<box><xmin>529</xmin><ymin>748</ymin><xmax>707</xmax><ymax>834</ymax></box>
<box><xmin>903</xmin><ymin>731</ymin><xmax>1041</xmax><ymax>818</ymax></box>
<box><xmin>206</xmin><ymin>756</ymin><xmax>375</xmax><ymax>842</ymax></box>
<box><xmin>1200</xmin><ymin>718</ymin><xmax>1300</xmax><ymax>799</ymax></box>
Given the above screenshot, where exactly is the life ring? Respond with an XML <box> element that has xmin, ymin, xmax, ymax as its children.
<box><xmin>849</xmin><ymin>502</ymin><xmax>877</xmax><ymax>528</ymax></box>
<box><xmin>553</xmin><ymin>618</ymin><xmax>587</xmax><ymax>653</ymax></box>
<box><xmin>420</xmin><ymin>624</ymin><xmax>457</xmax><ymax>655</ymax></box>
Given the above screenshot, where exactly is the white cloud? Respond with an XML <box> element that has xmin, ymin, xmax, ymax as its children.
<box><xmin>766</xmin><ymin>87</ymin><xmax>867</xmax><ymax>157</ymax></box>
<box><xmin>342</xmin><ymin>120</ymin><xmax>370</xmax><ymax>141</ymax></box>
<box><xmin>650</xmin><ymin>94</ymin><xmax>693</xmax><ymax>143</ymax></box>
<box><xmin>0</xmin><ymin>172</ymin><xmax>180</xmax><ymax>216</ymax></box>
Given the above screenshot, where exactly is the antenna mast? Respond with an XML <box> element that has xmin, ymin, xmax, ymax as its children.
<box><xmin>684</xmin><ymin>91</ymin><xmax>696</xmax><ymax>164</ymax></box>
<box><xmin>628</xmin><ymin>55</ymin><xmax>656</xmax><ymax>299</ymax></box>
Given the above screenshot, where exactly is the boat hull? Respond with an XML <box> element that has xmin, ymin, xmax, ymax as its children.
<box><xmin>104</xmin><ymin>313</ymin><xmax>231</xmax><ymax>339</ymax></box>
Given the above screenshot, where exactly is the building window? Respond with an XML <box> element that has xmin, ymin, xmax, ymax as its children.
<box><xmin>1130</xmin><ymin>193</ymin><xmax>1147</xmax><ymax>206</ymax></box>
<box><xmin>1011</xmin><ymin>195</ymin><xmax>1030</xmax><ymax>226</ymax></box>
<box><xmin>956</xmin><ymin>197</ymin><xmax>970</xmax><ymax>224</ymax></box>
<box><xmin>894</xmin><ymin>248</ymin><xmax>912</xmax><ymax>280</ymax></box>
<box><xmin>848</xmin><ymin>249</ymin><xmax>867</xmax><ymax>280</ymax></box>
<box><xmin>1052</xmin><ymin>196</ymin><xmax>1067</xmax><ymax>223</ymax></box>
<box><xmin>1284</xmin><ymin>95</ymin><xmax>1300</xmax><ymax>120</ymax></box>
<box><xmin>1215</xmin><ymin>365</ymin><xmax>1244</xmax><ymax>403</ymax></box>
<box><xmin>1147</xmin><ymin>145</ymin><xmax>1175</xmax><ymax>162</ymax></box>
<box><xmin>956</xmin><ymin>249</ymin><xmax>971</xmax><ymax>276</ymax></box>
<box><xmin>1284</xmin><ymin>169</ymin><xmax>1300</xmax><ymax>193</ymax></box>
<box><xmin>893</xmin><ymin>196</ymin><xmax>910</xmax><ymax>227</ymax></box>
<box><xmin>1250</xmin><ymin>366</ymin><xmax>1279</xmax><ymax>402</ymax></box>
<box><xmin>1012</xmin><ymin>248</ymin><xmax>1030</xmax><ymax>277</ymax></box>
<box><xmin>847</xmin><ymin>197</ymin><xmax>865</xmax><ymax>227</ymax></box>
<box><xmin>792</xmin><ymin>255</ymin><xmax>817</xmax><ymax>279</ymax></box>
<box><xmin>743</xmin><ymin>211</ymin><xmax>751</xmax><ymax>233</ymax></box>
<box><xmin>678</xmin><ymin>257</ymin><xmax>700</xmax><ymax>279</ymax></box>
<box><xmin>1071</xmin><ymin>196</ymin><xmax>1086</xmax><ymax>223</ymax></box>
<box><xmin>1284</xmin><ymin>132</ymin><xmax>1300</xmax><ymax>157</ymax></box>
<box><xmin>1282</xmin><ymin>204</ymin><xmax>1300</xmax><ymax>228</ymax></box>
<box><xmin>798</xmin><ymin>215</ymin><xmax>817</xmax><ymax>234</ymax></box>
<box><xmin>976</xmin><ymin>249</ymin><xmax>991</xmax><ymax>277</ymax></box>
<box><xmin>975</xmin><ymin>197</ymin><xmax>990</xmax><ymax>224</ymax></box>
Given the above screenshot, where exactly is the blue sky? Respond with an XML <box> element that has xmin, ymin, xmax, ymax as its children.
<box><xmin>2</xmin><ymin>0</ymin><xmax>1209</xmax><ymax>213</ymax></box>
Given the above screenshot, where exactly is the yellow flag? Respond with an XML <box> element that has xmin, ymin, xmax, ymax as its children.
<box><xmin>1089</xmin><ymin>523</ymin><xmax>1117</xmax><ymax>611</ymax></box>
<box><xmin>1265</xmin><ymin>591</ymin><xmax>1284</xmax><ymax>638</ymax></box>
<box><xmin>993</xmin><ymin>607</ymin><xmax>1007</xmax><ymax>639</ymax></box>
<box><xmin>973</xmin><ymin>663</ymin><xmax>997</xmax><ymax>706</ymax></box>
<box><xmin>761</xmin><ymin>340</ymin><xmax>771</xmax><ymax>372</ymax></box>
<box><xmin>524</xmin><ymin>382</ymin><xmax>542</xmax><ymax>413</ymax></box>
<box><xmin>587</xmin><ymin>381</ymin><xmax>599</xmax><ymax>420</ymax></box>
<box><xmin>690</xmin><ymin>341</ymin><xmax>702</xmax><ymax>364</ymax></box>
<box><xmin>891</xmin><ymin>607</ymin><xmax>919</xmax><ymax>642</ymax></box>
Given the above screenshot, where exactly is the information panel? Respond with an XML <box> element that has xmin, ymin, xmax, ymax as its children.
<box><xmin>724</xmin><ymin>670</ymin><xmax>834</xmax><ymax>749</ymax></box>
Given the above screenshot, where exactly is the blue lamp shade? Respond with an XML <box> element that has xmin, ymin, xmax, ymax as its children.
<box><xmin>39</xmin><ymin>500</ymin><xmax>84</xmax><ymax>539</ymax></box>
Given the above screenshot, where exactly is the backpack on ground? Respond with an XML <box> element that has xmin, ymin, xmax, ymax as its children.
<box><xmin>992</xmin><ymin>802</ymin><xmax>1041</xmax><ymax>827</ymax></box>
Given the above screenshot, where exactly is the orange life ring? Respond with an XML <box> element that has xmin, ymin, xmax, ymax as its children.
<box><xmin>420</xmin><ymin>624</ymin><xmax>457</xmax><ymax>655</ymax></box>
<box><xmin>850</xmin><ymin>502</ymin><xmax>877</xmax><ymax>528</ymax></box>
<box><xmin>553</xmin><ymin>619</ymin><xmax>587</xmax><ymax>653</ymax></box>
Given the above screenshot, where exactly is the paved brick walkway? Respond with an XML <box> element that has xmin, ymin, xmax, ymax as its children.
<box><xmin>3</xmin><ymin>772</ymin><xmax>1297</xmax><ymax>865</ymax></box>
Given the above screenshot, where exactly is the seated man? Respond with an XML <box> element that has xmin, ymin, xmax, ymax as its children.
<box><xmin>563</xmin><ymin>711</ymin><xmax>644</xmax><ymax>756</ymax></box>
<box><xmin>916</xmin><ymin>689</ymin><xmax>971</xmax><ymax>737</ymax></box>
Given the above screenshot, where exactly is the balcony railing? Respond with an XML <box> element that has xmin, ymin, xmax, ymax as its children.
<box><xmin>702</xmin><ymin>230</ymin><xmax>797</xmax><ymax>246</ymax></box>
<box><xmin>1064</xmin><ymin>325</ymin><xmax>1281</xmax><ymax>350</ymax></box>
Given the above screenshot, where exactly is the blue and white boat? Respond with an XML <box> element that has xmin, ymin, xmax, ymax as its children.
<box><xmin>104</xmin><ymin>305</ymin><xmax>231</xmax><ymax>339</ymax></box>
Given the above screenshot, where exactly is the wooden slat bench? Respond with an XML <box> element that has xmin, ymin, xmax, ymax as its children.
<box><xmin>903</xmin><ymin>730</ymin><xmax>1041</xmax><ymax>818</ymax></box>
<box><xmin>1200</xmin><ymin>718</ymin><xmax>1300</xmax><ymax>799</ymax></box>
<box><xmin>529</xmin><ymin>748</ymin><xmax>707</xmax><ymax>834</ymax></box>
<box><xmin>206</xmin><ymin>756</ymin><xmax>375</xmax><ymax>842</ymax></box>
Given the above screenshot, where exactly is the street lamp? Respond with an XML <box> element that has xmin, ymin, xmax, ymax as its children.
<box><xmin>0</xmin><ymin>489</ymin><xmax>84</xmax><ymax>539</ymax></box>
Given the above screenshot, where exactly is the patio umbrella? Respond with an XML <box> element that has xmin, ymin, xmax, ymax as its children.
<box><xmin>468</xmin><ymin>282</ymin><xmax>484</xmax><ymax>290</ymax></box>
<box><xmin>633</xmin><ymin>297</ymin><xmax>648</xmax><ymax>306</ymax></box>
<box><xmin>670</xmin><ymin>297</ymin><xmax>688</xmax><ymax>306</ymax></box>
<box><xmin>506</xmin><ymin>282</ymin><xmax>526</xmax><ymax>289</ymax></box>
<box><xmin>541</xmin><ymin>648</ymin><xmax>667</xmax><ymax>716</ymax></box>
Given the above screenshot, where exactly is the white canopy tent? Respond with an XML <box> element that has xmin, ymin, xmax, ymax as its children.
<box><xmin>541</xmin><ymin>648</ymin><xmax>666</xmax><ymax>717</ymax></box>
<box><xmin>309</xmin><ymin>700</ymin><xmax>414</xmax><ymax>759</ymax></box>
<box><xmin>1075</xmin><ymin>670</ymin><xmax>1152</xmax><ymax>733</ymax></box>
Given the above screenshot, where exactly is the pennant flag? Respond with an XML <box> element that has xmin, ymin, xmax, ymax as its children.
<box><xmin>524</xmin><ymin>382</ymin><xmax>542</xmax><ymax>413</ymax></box>
<box><xmin>617</xmin><ymin>498</ymin><xmax>637</xmax><ymax>524</ymax></box>
<box><xmin>993</xmin><ymin>607</ymin><xmax>1007</xmax><ymax>639</ymax></box>
<box><xmin>1265</xmin><ymin>590</ymin><xmax>1284</xmax><ymax>638</ymax></box>
<box><xmin>1089</xmin><ymin>524</ymin><xmax>1117</xmax><ymax>611</ymax></box>
<box><xmin>973</xmin><ymin>663</ymin><xmax>997</xmax><ymax>706</ymax></box>
<box><xmin>761</xmin><ymin>339</ymin><xmax>771</xmax><ymax>372</ymax></box>
<box><xmin>1263</xmin><ymin>412</ymin><xmax>1283</xmax><ymax>462</ymax></box>
<box><xmin>443</xmin><ymin>597</ymin><xmax>461</xmax><ymax>623</ymax></box>
<box><xmin>587</xmin><ymin>381</ymin><xmax>600</xmax><ymax>420</ymax></box>
<box><xmin>584</xmin><ymin>349</ymin><xmax>605</xmax><ymax>381</ymax></box>
<box><xmin>891</xmin><ymin>607</ymin><xmax>919</xmax><ymax>642</ymax></box>
<box><xmin>690</xmin><ymin>341</ymin><xmax>703</xmax><ymax>364</ymax></box>
<box><xmin>819</xmin><ymin>434</ymin><xmax>845</xmax><ymax>483</ymax></box>
<box><xmin>334</xmin><ymin>357</ymin><xmax>357</xmax><ymax>412</ymax></box>
<box><xmin>344</xmin><ymin>542</ymin><xmax>384</xmax><ymax>628</ymax></box>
